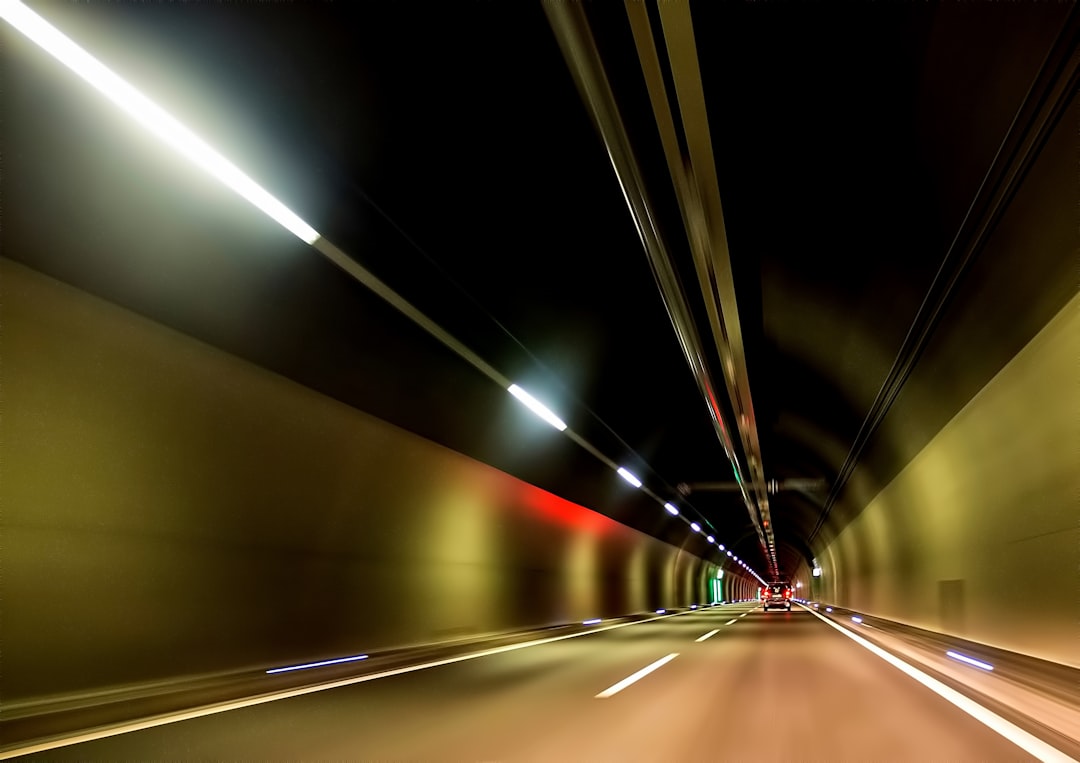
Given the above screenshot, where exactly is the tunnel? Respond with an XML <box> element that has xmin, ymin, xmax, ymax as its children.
<box><xmin>2</xmin><ymin>1</ymin><xmax>1077</xmax><ymax>760</ymax></box>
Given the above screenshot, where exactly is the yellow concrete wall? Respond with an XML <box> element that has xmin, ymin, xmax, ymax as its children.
<box><xmin>2</xmin><ymin>258</ymin><xmax>733</xmax><ymax>704</ymax></box>
<box><xmin>817</xmin><ymin>292</ymin><xmax>1079</xmax><ymax>666</ymax></box>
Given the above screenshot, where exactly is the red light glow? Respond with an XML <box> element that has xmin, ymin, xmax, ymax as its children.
<box><xmin>518</xmin><ymin>481</ymin><xmax>613</xmax><ymax>534</ymax></box>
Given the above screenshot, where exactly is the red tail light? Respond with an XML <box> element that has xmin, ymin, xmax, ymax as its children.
<box><xmin>785</xmin><ymin>589</ymin><xmax>791</xmax><ymax>598</ymax></box>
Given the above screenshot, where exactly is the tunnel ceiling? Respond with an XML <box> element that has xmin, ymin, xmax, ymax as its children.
<box><xmin>5</xmin><ymin>1</ymin><xmax>1075</xmax><ymax>580</ymax></box>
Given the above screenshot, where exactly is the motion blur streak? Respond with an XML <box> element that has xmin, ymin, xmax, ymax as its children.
<box><xmin>4</xmin><ymin>1</ymin><xmax>1076</xmax><ymax>759</ymax></box>
<box><xmin>0</xmin><ymin>608</ymin><xmax>700</xmax><ymax>759</ymax></box>
<box><xmin>0</xmin><ymin>0</ymin><xmax>319</xmax><ymax>244</ymax></box>
<box><xmin>265</xmin><ymin>654</ymin><xmax>367</xmax><ymax>674</ymax></box>
<box><xmin>947</xmin><ymin>651</ymin><xmax>995</xmax><ymax>672</ymax></box>
<box><xmin>802</xmin><ymin>606</ymin><xmax>1073</xmax><ymax>762</ymax></box>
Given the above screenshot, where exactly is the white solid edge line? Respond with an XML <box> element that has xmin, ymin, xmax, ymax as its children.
<box><xmin>1</xmin><ymin>608</ymin><xmax>703</xmax><ymax>759</ymax></box>
<box><xmin>725</xmin><ymin>619</ymin><xmax>738</xmax><ymax>626</ymax></box>
<box><xmin>799</xmin><ymin>604</ymin><xmax>1076</xmax><ymax>763</ymax></box>
<box><xmin>595</xmin><ymin>653</ymin><xmax>679</xmax><ymax>698</ymax></box>
<box><xmin>695</xmin><ymin>629</ymin><xmax>720</xmax><ymax>642</ymax></box>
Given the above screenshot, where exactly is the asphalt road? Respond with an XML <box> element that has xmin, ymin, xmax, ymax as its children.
<box><xmin>17</xmin><ymin>603</ymin><xmax>1042</xmax><ymax>761</ymax></box>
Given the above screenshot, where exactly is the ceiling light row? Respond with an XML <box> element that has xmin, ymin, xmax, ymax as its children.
<box><xmin>2</xmin><ymin>2</ymin><xmax>768</xmax><ymax>584</ymax></box>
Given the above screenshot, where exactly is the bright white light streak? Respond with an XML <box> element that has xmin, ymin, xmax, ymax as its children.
<box><xmin>801</xmin><ymin>605</ymin><xmax>1068</xmax><ymax>763</ymax></box>
<box><xmin>616</xmin><ymin>467</ymin><xmax>642</xmax><ymax>488</ymax></box>
<box><xmin>0</xmin><ymin>1</ymin><xmax>320</xmax><ymax>245</ymax></box>
<box><xmin>706</xmin><ymin>535</ymin><xmax>715</xmax><ymax>543</ymax></box>
<box><xmin>583</xmin><ymin>618</ymin><xmax>602</xmax><ymax>626</ymax></box>
<box><xmin>852</xmin><ymin>616</ymin><xmax>863</xmax><ymax>623</ymax></box>
<box><xmin>664</xmin><ymin>502</ymin><xmax>679</xmax><ymax>516</ymax></box>
<box><xmin>718</xmin><ymin>544</ymin><xmax>725</xmax><ymax>550</ymax></box>
<box><xmin>595</xmin><ymin>653</ymin><xmax>679</xmax><ymax>698</ymax></box>
<box><xmin>266</xmin><ymin>654</ymin><xmax>367</xmax><ymax>674</ymax></box>
<box><xmin>690</xmin><ymin>604</ymin><xmax>697</xmax><ymax>609</ymax></box>
<box><xmin>947</xmin><ymin>651</ymin><xmax>994</xmax><ymax>671</ymax></box>
<box><xmin>690</xmin><ymin>522</ymin><xmax>701</xmax><ymax>533</ymax></box>
<box><xmin>655</xmin><ymin>609</ymin><xmax>666</xmax><ymax>614</ymax></box>
<box><xmin>726</xmin><ymin>551</ymin><xmax>732</xmax><ymax>556</ymax></box>
<box><xmin>695</xmin><ymin>629</ymin><xmax>719</xmax><ymax>642</ymax></box>
<box><xmin>826</xmin><ymin>607</ymin><xmax>833</xmax><ymax>612</ymax></box>
<box><xmin>507</xmin><ymin>384</ymin><xmax>567</xmax><ymax>431</ymax></box>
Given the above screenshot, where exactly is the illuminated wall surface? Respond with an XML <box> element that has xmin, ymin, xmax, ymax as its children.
<box><xmin>817</xmin><ymin>291</ymin><xmax>1079</xmax><ymax>668</ymax></box>
<box><xmin>3</xmin><ymin>256</ymin><xmax>732</xmax><ymax>704</ymax></box>
<box><xmin>6</xmin><ymin>242</ymin><xmax>1075</xmax><ymax>709</ymax></box>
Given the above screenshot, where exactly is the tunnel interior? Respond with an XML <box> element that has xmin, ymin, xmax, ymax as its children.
<box><xmin>2</xmin><ymin>0</ymin><xmax>1077</xmax><ymax>734</ymax></box>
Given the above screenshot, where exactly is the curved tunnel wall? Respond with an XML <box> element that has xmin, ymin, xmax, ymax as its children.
<box><xmin>2</xmin><ymin>258</ymin><xmax>743</xmax><ymax>705</ymax></box>
<box><xmin>814</xmin><ymin>292</ymin><xmax>1079</xmax><ymax>667</ymax></box>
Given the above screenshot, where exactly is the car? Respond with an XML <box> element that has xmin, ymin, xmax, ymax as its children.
<box><xmin>761</xmin><ymin>582</ymin><xmax>792</xmax><ymax>611</ymax></box>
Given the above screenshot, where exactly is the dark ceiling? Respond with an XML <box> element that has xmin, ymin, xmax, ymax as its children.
<box><xmin>4</xmin><ymin>1</ymin><xmax>1075</xmax><ymax>579</ymax></box>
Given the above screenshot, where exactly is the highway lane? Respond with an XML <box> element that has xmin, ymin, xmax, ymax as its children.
<box><xmin>15</xmin><ymin>603</ymin><xmax>1050</xmax><ymax>761</ymax></box>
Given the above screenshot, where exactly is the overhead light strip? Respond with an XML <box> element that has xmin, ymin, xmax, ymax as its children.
<box><xmin>0</xmin><ymin>0</ymin><xmax>319</xmax><ymax>245</ymax></box>
<box><xmin>542</xmin><ymin>0</ymin><xmax>776</xmax><ymax>577</ymax></box>
<box><xmin>651</xmin><ymin>0</ymin><xmax>778</xmax><ymax>575</ymax></box>
<box><xmin>1</xmin><ymin>0</ymin><xmax>748</xmax><ymax>571</ymax></box>
<box><xmin>507</xmin><ymin>384</ymin><xmax>567</xmax><ymax>431</ymax></box>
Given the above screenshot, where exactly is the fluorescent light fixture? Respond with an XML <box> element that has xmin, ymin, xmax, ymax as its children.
<box><xmin>706</xmin><ymin>535</ymin><xmax>715</xmax><ymax>543</ymax></box>
<box><xmin>507</xmin><ymin>384</ymin><xmax>567</xmax><ymax>431</ymax></box>
<box><xmin>852</xmin><ymin>616</ymin><xmax>862</xmax><ymax>623</ymax></box>
<box><xmin>266</xmin><ymin>654</ymin><xmax>368</xmax><ymax>674</ymax></box>
<box><xmin>617</xmin><ymin>467</ymin><xmax>642</xmax><ymax>488</ymax></box>
<box><xmin>726</xmin><ymin>551</ymin><xmax>732</xmax><ymax>557</ymax></box>
<box><xmin>946</xmin><ymin>651</ymin><xmax>994</xmax><ymax>671</ymax></box>
<box><xmin>655</xmin><ymin>609</ymin><xmax>666</xmax><ymax>614</ymax></box>
<box><xmin>690</xmin><ymin>522</ymin><xmax>701</xmax><ymax>533</ymax></box>
<box><xmin>0</xmin><ymin>1</ymin><xmax>320</xmax><ymax>245</ymax></box>
<box><xmin>718</xmin><ymin>544</ymin><xmax>725</xmax><ymax>550</ymax></box>
<box><xmin>583</xmin><ymin>618</ymin><xmax>602</xmax><ymax>626</ymax></box>
<box><xmin>664</xmin><ymin>502</ymin><xmax>679</xmax><ymax>516</ymax></box>
<box><xmin>690</xmin><ymin>604</ymin><xmax>697</xmax><ymax>609</ymax></box>
<box><xmin>826</xmin><ymin>607</ymin><xmax>833</xmax><ymax>612</ymax></box>
<box><xmin>813</xmin><ymin>567</ymin><xmax>822</xmax><ymax>577</ymax></box>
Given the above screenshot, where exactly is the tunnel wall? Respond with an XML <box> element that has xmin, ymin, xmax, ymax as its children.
<box><xmin>2</xmin><ymin>258</ymin><xmax>734</xmax><ymax>705</ymax></box>
<box><xmin>816</xmin><ymin>293</ymin><xmax>1079</xmax><ymax>667</ymax></box>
